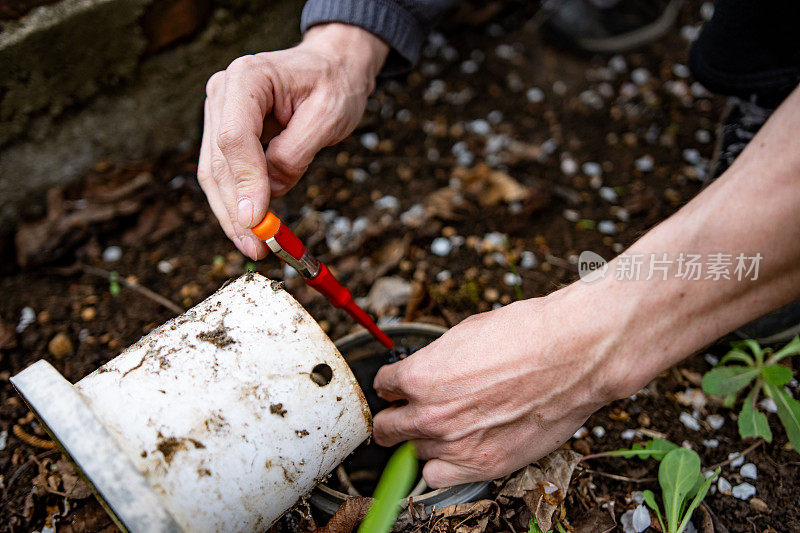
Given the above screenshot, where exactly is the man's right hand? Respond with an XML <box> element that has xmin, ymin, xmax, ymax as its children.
<box><xmin>199</xmin><ymin>23</ymin><xmax>389</xmax><ymax>259</ymax></box>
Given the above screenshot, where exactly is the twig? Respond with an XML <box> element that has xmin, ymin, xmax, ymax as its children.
<box><xmin>336</xmin><ymin>465</ymin><xmax>361</xmax><ymax>497</ymax></box>
<box><xmin>704</xmin><ymin>439</ymin><xmax>763</xmax><ymax>472</ymax></box>
<box><xmin>12</xmin><ymin>424</ymin><xmax>56</xmax><ymax>450</ymax></box>
<box><xmin>501</xmin><ymin>514</ymin><xmax>518</xmax><ymax>533</ymax></box>
<box><xmin>2</xmin><ymin>450</ymin><xmax>60</xmax><ymax>502</ymax></box>
<box><xmin>81</xmin><ymin>264</ymin><xmax>183</xmax><ymax>314</ymax></box>
<box><xmin>581</xmin><ymin>468</ymin><xmax>656</xmax><ymax>484</ymax></box>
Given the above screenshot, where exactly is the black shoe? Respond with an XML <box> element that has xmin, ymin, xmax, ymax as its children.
<box><xmin>542</xmin><ymin>0</ymin><xmax>683</xmax><ymax>53</ymax></box>
<box><xmin>708</xmin><ymin>96</ymin><xmax>775</xmax><ymax>182</ymax></box>
<box><xmin>707</xmin><ymin>96</ymin><xmax>800</xmax><ymax>344</ymax></box>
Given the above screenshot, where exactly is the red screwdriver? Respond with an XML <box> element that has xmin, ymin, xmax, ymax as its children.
<box><xmin>252</xmin><ymin>212</ymin><xmax>394</xmax><ymax>349</ymax></box>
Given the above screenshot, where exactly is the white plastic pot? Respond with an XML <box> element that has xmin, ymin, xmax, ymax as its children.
<box><xmin>11</xmin><ymin>273</ymin><xmax>372</xmax><ymax>533</ymax></box>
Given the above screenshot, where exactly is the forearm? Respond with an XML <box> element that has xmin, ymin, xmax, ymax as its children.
<box><xmin>565</xmin><ymin>86</ymin><xmax>800</xmax><ymax>399</ymax></box>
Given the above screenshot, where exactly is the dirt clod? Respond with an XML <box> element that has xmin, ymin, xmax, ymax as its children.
<box><xmin>197</xmin><ymin>324</ymin><xmax>235</xmax><ymax>348</ymax></box>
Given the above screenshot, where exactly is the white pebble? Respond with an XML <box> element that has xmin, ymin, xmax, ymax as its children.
<box><xmin>563</xmin><ymin>209</ymin><xmax>580</xmax><ymax>223</ymax></box>
<box><xmin>460</xmin><ymin>60</ymin><xmax>479</xmax><ymax>74</ymax></box>
<box><xmin>16</xmin><ymin>306</ymin><xmax>36</xmax><ymax>333</ymax></box>
<box><xmin>592</xmin><ymin>426</ymin><xmax>606</xmax><ymax>438</ymax></box>
<box><xmin>483</xmin><ymin>232</ymin><xmax>507</xmax><ymax>250</ymax></box>
<box><xmin>729</xmin><ymin>452</ymin><xmax>745</xmax><ymax>468</ymax></box>
<box><xmin>435</xmin><ymin>270</ymin><xmax>452</xmax><ymax>282</ymax></box>
<box><xmin>400</xmin><ymin>204</ymin><xmax>426</xmax><ymax>226</ymax></box>
<box><xmin>621</xmin><ymin>429</ymin><xmax>637</xmax><ymax>440</ymax></box>
<box><xmin>598</xmin><ymin>220</ymin><xmax>617</xmax><ymax>235</ymax></box>
<box><xmin>672</xmin><ymin>63</ymin><xmax>691</xmax><ymax>78</ymax></box>
<box><xmin>635</xmin><ymin>155</ymin><xmax>655</xmax><ymax>172</ymax></box>
<box><xmin>759</xmin><ymin>398</ymin><xmax>778</xmax><ymax>413</ymax></box>
<box><xmin>632</xmin><ymin>505</ymin><xmax>651</xmax><ymax>532</ymax></box>
<box><xmin>700</xmin><ymin>2</ymin><xmax>714</xmax><ymax>20</ymax></box>
<box><xmin>683</xmin><ymin>148</ymin><xmax>702</xmax><ymax>165</ymax></box>
<box><xmin>695</xmin><ymin>129</ymin><xmax>712</xmax><ymax>144</ymax></box>
<box><xmin>582</xmin><ymin>161</ymin><xmax>602</xmax><ymax>177</ymax></box>
<box><xmin>102</xmin><ymin>245</ymin><xmax>122</xmax><ymax>263</ymax></box>
<box><xmin>503</xmin><ymin>272</ymin><xmax>522</xmax><ymax>286</ymax></box>
<box><xmin>573</xmin><ymin>426</ymin><xmax>588</xmax><ymax>439</ymax></box>
<box><xmin>680</xmin><ymin>412</ymin><xmax>701</xmax><ymax>431</ymax></box>
<box><xmin>360</xmin><ymin>132</ymin><xmax>380</xmax><ymax>150</ymax></box>
<box><xmin>740</xmin><ymin>463</ymin><xmax>757</xmax><ymax>479</ymax></box>
<box><xmin>552</xmin><ymin>80</ymin><xmax>567</xmax><ymax>95</ymax></box>
<box><xmin>520</xmin><ymin>251</ymin><xmax>538</xmax><ymax>269</ymax></box>
<box><xmin>495</xmin><ymin>44</ymin><xmax>517</xmax><ymax>60</ymax></box>
<box><xmin>157</xmin><ymin>260</ymin><xmax>173</xmax><ymax>274</ymax></box>
<box><xmin>599</xmin><ymin>187</ymin><xmax>618</xmax><ymax>203</ymax></box>
<box><xmin>631</xmin><ymin>68</ymin><xmax>651</xmax><ymax>86</ymax></box>
<box><xmin>705</xmin><ymin>353</ymin><xmax>719</xmax><ymax>366</ymax></box>
<box><xmin>718</xmin><ymin>476</ymin><xmax>732</xmax><ymax>493</ymax></box>
<box><xmin>0</xmin><ymin>429</ymin><xmax>7</xmax><ymax>451</ymax></box>
<box><xmin>703</xmin><ymin>439</ymin><xmax>719</xmax><ymax>448</ymax></box>
<box><xmin>431</xmin><ymin>237</ymin><xmax>452</xmax><ymax>257</ymax></box>
<box><xmin>487</xmin><ymin>110</ymin><xmax>503</xmax><ymax>124</ymax></box>
<box><xmin>561</xmin><ymin>158</ymin><xmax>578</xmax><ymax>176</ymax></box>
<box><xmin>542</xmin><ymin>481</ymin><xmax>558</xmax><ymax>495</ymax></box>
<box><xmin>732</xmin><ymin>482</ymin><xmax>756</xmax><ymax>500</ymax></box>
<box><xmin>375</xmin><ymin>195</ymin><xmax>400</xmax><ymax>213</ymax></box>
<box><xmin>681</xmin><ymin>25</ymin><xmax>701</xmax><ymax>41</ymax></box>
<box><xmin>467</xmin><ymin>119</ymin><xmax>491</xmax><ymax>136</ymax></box>
<box><xmin>632</xmin><ymin>491</ymin><xmax>645</xmax><ymax>504</ymax></box>
<box><xmin>609</xmin><ymin>55</ymin><xmax>627</xmax><ymax>73</ymax></box>
<box><xmin>526</xmin><ymin>87</ymin><xmax>545</xmax><ymax>103</ymax></box>
<box><xmin>691</xmin><ymin>82</ymin><xmax>710</xmax><ymax>98</ymax></box>
<box><xmin>707</xmin><ymin>414</ymin><xmax>725</xmax><ymax>430</ymax></box>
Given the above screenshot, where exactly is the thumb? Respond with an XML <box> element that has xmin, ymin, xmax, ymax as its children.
<box><xmin>422</xmin><ymin>459</ymin><xmax>479</xmax><ymax>489</ymax></box>
<box><xmin>265</xmin><ymin>96</ymin><xmax>340</xmax><ymax>196</ymax></box>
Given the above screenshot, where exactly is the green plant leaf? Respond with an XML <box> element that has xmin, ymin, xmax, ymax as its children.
<box><xmin>527</xmin><ymin>517</ymin><xmax>550</xmax><ymax>533</ymax></box>
<box><xmin>763</xmin><ymin>383</ymin><xmax>800</xmax><ymax>453</ymax></box>
<box><xmin>719</xmin><ymin>348</ymin><xmax>755</xmax><ymax>366</ymax></box>
<box><xmin>731</xmin><ymin>339</ymin><xmax>764</xmax><ymax>366</ymax></box>
<box><xmin>358</xmin><ymin>442</ymin><xmax>418</xmax><ymax>533</ymax></box>
<box><xmin>766</xmin><ymin>335</ymin><xmax>800</xmax><ymax>365</ymax></box>
<box><xmin>643</xmin><ymin>489</ymin><xmax>665</xmax><ymax>532</ymax></box>
<box><xmin>723</xmin><ymin>393</ymin><xmax>736</xmax><ymax>408</ymax></box>
<box><xmin>701</xmin><ymin>366</ymin><xmax>760</xmax><ymax>396</ymax></box>
<box><xmin>677</xmin><ymin>468</ymin><xmax>719</xmax><ymax>533</ymax></box>
<box><xmin>603</xmin><ymin>438</ymin><xmax>679</xmax><ymax>460</ymax></box>
<box><xmin>659</xmin><ymin>448</ymin><xmax>701</xmax><ymax>533</ymax></box>
<box><xmin>738</xmin><ymin>387</ymin><xmax>773</xmax><ymax>442</ymax></box>
<box><xmin>761</xmin><ymin>365</ymin><xmax>793</xmax><ymax>387</ymax></box>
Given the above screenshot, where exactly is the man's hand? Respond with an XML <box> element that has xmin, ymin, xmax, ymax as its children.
<box><xmin>373</xmin><ymin>291</ymin><xmax>630</xmax><ymax>488</ymax></box>
<box><xmin>199</xmin><ymin>24</ymin><xmax>389</xmax><ymax>259</ymax></box>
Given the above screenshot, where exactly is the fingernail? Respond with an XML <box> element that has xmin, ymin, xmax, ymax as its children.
<box><xmin>242</xmin><ymin>236</ymin><xmax>257</xmax><ymax>259</ymax></box>
<box><xmin>237</xmin><ymin>198</ymin><xmax>254</xmax><ymax>227</ymax></box>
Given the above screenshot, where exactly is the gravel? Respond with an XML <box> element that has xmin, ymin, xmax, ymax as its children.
<box><xmin>707</xmin><ymin>414</ymin><xmax>725</xmax><ymax>430</ymax></box>
<box><xmin>732</xmin><ymin>483</ymin><xmax>757</xmax><ymax>500</ymax></box>
<box><xmin>16</xmin><ymin>306</ymin><xmax>36</xmax><ymax>333</ymax></box>
<box><xmin>431</xmin><ymin>237</ymin><xmax>453</xmax><ymax>257</ymax></box>
<box><xmin>102</xmin><ymin>245</ymin><xmax>123</xmax><ymax>262</ymax></box>
<box><xmin>680</xmin><ymin>411</ymin><xmax>701</xmax><ymax>431</ymax></box>
<box><xmin>740</xmin><ymin>463</ymin><xmax>757</xmax><ymax>479</ymax></box>
<box><xmin>526</xmin><ymin>87</ymin><xmax>544</xmax><ymax>103</ymax></box>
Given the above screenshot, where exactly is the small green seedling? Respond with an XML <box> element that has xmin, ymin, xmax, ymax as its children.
<box><xmin>528</xmin><ymin>517</ymin><xmax>547</xmax><ymax>533</ymax></box>
<box><xmin>586</xmin><ymin>439</ymin><xmax>718</xmax><ymax>533</ymax></box>
<box><xmin>109</xmin><ymin>270</ymin><xmax>121</xmax><ymax>297</ymax></box>
<box><xmin>701</xmin><ymin>336</ymin><xmax>800</xmax><ymax>452</ymax></box>
<box><xmin>358</xmin><ymin>442</ymin><xmax>418</xmax><ymax>533</ymax></box>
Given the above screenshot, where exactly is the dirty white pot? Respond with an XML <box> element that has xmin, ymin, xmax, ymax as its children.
<box><xmin>11</xmin><ymin>273</ymin><xmax>372</xmax><ymax>533</ymax></box>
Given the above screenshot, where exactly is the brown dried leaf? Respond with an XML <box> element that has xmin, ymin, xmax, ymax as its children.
<box><xmin>0</xmin><ymin>317</ymin><xmax>17</xmax><ymax>350</ymax></box>
<box><xmin>571</xmin><ymin>506</ymin><xmax>616</xmax><ymax>533</ymax></box>
<box><xmin>425</xmin><ymin>187</ymin><xmax>467</xmax><ymax>221</ymax></box>
<box><xmin>317</xmin><ymin>496</ymin><xmax>372</xmax><ymax>533</ymax></box>
<box><xmin>57</xmin><ymin>458</ymin><xmax>93</xmax><ymax>499</ymax></box>
<box><xmin>498</xmin><ymin>450</ymin><xmax>582</xmax><ymax>531</ymax></box>
<box><xmin>455</xmin><ymin>164</ymin><xmax>531</xmax><ymax>207</ymax></box>
<box><xmin>430</xmin><ymin>500</ymin><xmax>499</xmax><ymax>533</ymax></box>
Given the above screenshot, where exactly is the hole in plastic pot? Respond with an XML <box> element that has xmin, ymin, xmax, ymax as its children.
<box><xmin>310</xmin><ymin>363</ymin><xmax>333</xmax><ymax>386</ymax></box>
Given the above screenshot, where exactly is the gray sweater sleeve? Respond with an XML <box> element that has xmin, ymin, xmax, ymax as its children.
<box><xmin>300</xmin><ymin>0</ymin><xmax>459</xmax><ymax>75</ymax></box>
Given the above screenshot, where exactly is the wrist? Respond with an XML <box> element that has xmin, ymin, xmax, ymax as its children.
<box><xmin>301</xmin><ymin>23</ymin><xmax>389</xmax><ymax>80</ymax></box>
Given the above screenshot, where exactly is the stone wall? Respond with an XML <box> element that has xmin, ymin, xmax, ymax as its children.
<box><xmin>0</xmin><ymin>0</ymin><xmax>304</xmax><ymax>232</ymax></box>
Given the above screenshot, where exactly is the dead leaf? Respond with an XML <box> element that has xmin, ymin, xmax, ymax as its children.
<box><xmin>571</xmin><ymin>506</ymin><xmax>616</xmax><ymax>533</ymax></box>
<box><xmin>425</xmin><ymin>187</ymin><xmax>468</xmax><ymax>221</ymax></box>
<box><xmin>455</xmin><ymin>164</ymin><xmax>531</xmax><ymax>207</ymax></box>
<box><xmin>317</xmin><ymin>496</ymin><xmax>372</xmax><ymax>533</ymax></box>
<box><xmin>57</xmin><ymin>458</ymin><xmax>93</xmax><ymax>499</ymax></box>
<box><xmin>371</xmin><ymin>235</ymin><xmax>412</xmax><ymax>280</ymax></box>
<box><xmin>121</xmin><ymin>205</ymin><xmax>183</xmax><ymax>246</ymax></box>
<box><xmin>498</xmin><ymin>450</ymin><xmax>582</xmax><ymax>532</ymax></box>
<box><xmin>0</xmin><ymin>317</ymin><xmax>17</xmax><ymax>350</ymax></box>
<box><xmin>429</xmin><ymin>500</ymin><xmax>499</xmax><ymax>533</ymax></box>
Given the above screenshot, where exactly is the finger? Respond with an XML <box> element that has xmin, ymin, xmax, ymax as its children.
<box><xmin>218</xmin><ymin>57</ymin><xmax>273</xmax><ymax>229</ymax></box>
<box><xmin>209</xmin><ymin>81</ymin><xmax>268</xmax><ymax>259</ymax></box>
<box><xmin>199</xmin><ymin>100</ymin><xmax>238</xmax><ymax>243</ymax></box>
<box><xmin>372</xmin><ymin>404</ymin><xmax>425</xmax><ymax>447</ymax></box>
<box><xmin>422</xmin><ymin>459</ymin><xmax>481</xmax><ymax>489</ymax></box>
<box><xmin>373</xmin><ymin>361</ymin><xmax>412</xmax><ymax>402</ymax></box>
<box><xmin>265</xmin><ymin>94</ymin><xmax>338</xmax><ymax>196</ymax></box>
<box><xmin>414</xmin><ymin>439</ymin><xmax>454</xmax><ymax>461</ymax></box>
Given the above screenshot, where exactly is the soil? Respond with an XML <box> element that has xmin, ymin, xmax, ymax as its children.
<box><xmin>1</xmin><ymin>1</ymin><xmax>799</xmax><ymax>532</ymax></box>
